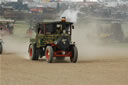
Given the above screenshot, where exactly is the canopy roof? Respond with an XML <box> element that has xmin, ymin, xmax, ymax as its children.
<box><xmin>38</xmin><ymin>21</ymin><xmax>73</xmax><ymax>25</ymax></box>
<box><xmin>0</xmin><ymin>20</ymin><xmax>15</xmax><ymax>23</ymax></box>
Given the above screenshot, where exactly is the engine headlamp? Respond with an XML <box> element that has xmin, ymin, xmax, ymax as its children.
<box><xmin>54</xmin><ymin>41</ymin><xmax>58</xmax><ymax>45</ymax></box>
<box><xmin>61</xmin><ymin>17</ymin><xmax>66</xmax><ymax>22</ymax></box>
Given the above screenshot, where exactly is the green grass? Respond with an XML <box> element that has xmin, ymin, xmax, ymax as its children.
<box><xmin>109</xmin><ymin>43</ymin><xmax>128</xmax><ymax>48</ymax></box>
<box><xmin>14</xmin><ymin>21</ymin><xmax>29</xmax><ymax>36</ymax></box>
<box><xmin>10</xmin><ymin>20</ymin><xmax>30</xmax><ymax>42</ymax></box>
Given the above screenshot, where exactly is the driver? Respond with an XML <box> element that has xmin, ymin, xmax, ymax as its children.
<box><xmin>56</xmin><ymin>24</ymin><xmax>62</xmax><ymax>33</ymax></box>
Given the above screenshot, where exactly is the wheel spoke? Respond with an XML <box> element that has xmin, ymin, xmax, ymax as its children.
<box><xmin>29</xmin><ymin>48</ymin><xmax>32</xmax><ymax>57</ymax></box>
<box><xmin>45</xmin><ymin>46</ymin><xmax>53</xmax><ymax>63</ymax></box>
<box><xmin>46</xmin><ymin>50</ymin><xmax>50</xmax><ymax>60</ymax></box>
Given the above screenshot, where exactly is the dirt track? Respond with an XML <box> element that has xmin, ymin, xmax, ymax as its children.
<box><xmin>1</xmin><ymin>52</ymin><xmax>128</xmax><ymax>85</ymax></box>
<box><xmin>1</xmin><ymin>30</ymin><xmax>128</xmax><ymax>85</ymax></box>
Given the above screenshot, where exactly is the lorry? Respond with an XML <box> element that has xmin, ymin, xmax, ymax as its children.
<box><xmin>28</xmin><ymin>17</ymin><xmax>78</xmax><ymax>63</ymax></box>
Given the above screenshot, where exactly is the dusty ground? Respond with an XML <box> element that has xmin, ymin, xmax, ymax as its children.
<box><xmin>1</xmin><ymin>50</ymin><xmax>128</xmax><ymax>85</ymax></box>
<box><xmin>0</xmin><ymin>23</ymin><xmax>128</xmax><ymax>85</ymax></box>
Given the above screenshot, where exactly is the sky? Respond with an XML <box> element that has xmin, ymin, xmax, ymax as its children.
<box><xmin>1</xmin><ymin>0</ymin><xmax>98</xmax><ymax>2</ymax></box>
<box><xmin>0</xmin><ymin>0</ymin><xmax>98</xmax><ymax>2</ymax></box>
<box><xmin>63</xmin><ymin>0</ymin><xmax>98</xmax><ymax>2</ymax></box>
<box><xmin>71</xmin><ymin>0</ymin><xmax>97</xmax><ymax>1</ymax></box>
<box><xmin>70</xmin><ymin>0</ymin><xmax>83</xmax><ymax>1</ymax></box>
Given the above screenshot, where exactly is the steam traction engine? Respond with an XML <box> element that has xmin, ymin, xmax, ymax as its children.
<box><xmin>28</xmin><ymin>18</ymin><xmax>78</xmax><ymax>63</ymax></box>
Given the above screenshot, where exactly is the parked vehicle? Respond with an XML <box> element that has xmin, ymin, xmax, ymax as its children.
<box><xmin>0</xmin><ymin>20</ymin><xmax>15</xmax><ymax>36</ymax></box>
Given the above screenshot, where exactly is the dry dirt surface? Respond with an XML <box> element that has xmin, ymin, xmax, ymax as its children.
<box><xmin>1</xmin><ymin>33</ymin><xmax>128</xmax><ymax>85</ymax></box>
<box><xmin>1</xmin><ymin>52</ymin><xmax>128</xmax><ymax>85</ymax></box>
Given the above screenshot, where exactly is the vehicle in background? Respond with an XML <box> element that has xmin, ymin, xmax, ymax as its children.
<box><xmin>0</xmin><ymin>20</ymin><xmax>15</xmax><ymax>36</ymax></box>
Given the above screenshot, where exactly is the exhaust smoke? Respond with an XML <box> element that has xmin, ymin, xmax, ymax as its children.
<box><xmin>61</xmin><ymin>5</ymin><xmax>128</xmax><ymax>61</ymax></box>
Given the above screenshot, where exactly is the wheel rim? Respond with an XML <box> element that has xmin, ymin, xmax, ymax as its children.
<box><xmin>46</xmin><ymin>49</ymin><xmax>50</xmax><ymax>61</ymax></box>
<box><xmin>29</xmin><ymin>47</ymin><xmax>32</xmax><ymax>57</ymax></box>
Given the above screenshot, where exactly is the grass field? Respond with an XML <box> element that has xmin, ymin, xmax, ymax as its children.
<box><xmin>14</xmin><ymin>21</ymin><xmax>29</xmax><ymax>36</ymax></box>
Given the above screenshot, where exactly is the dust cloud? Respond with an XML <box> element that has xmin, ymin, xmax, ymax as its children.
<box><xmin>60</xmin><ymin>6</ymin><xmax>128</xmax><ymax>61</ymax></box>
<box><xmin>73</xmin><ymin>24</ymin><xmax>128</xmax><ymax>61</ymax></box>
<box><xmin>2</xmin><ymin>25</ymin><xmax>128</xmax><ymax>61</ymax></box>
<box><xmin>2</xmin><ymin>6</ymin><xmax>128</xmax><ymax>61</ymax></box>
<box><xmin>3</xmin><ymin>36</ymin><xmax>29</xmax><ymax>59</ymax></box>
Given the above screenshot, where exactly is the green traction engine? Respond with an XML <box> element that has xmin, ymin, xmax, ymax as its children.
<box><xmin>28</xmin><ymin>17</ymin><xmax>78</xmax><ymax>63</ymax></box>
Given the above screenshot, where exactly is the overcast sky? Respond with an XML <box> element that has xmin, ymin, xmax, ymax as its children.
<box><xmin>3</xmin><ymin>0</ymin><xmax>98</xmax><ymax>1</ymax></box>
<box><xmin>71</xmin><ymin>0</ymin><xmax>97</xmax><ymax>1</ymax></box>
<box><xmin>0</xmin><ymin>0</ymin><xmax>98</xmax><ymax>2</ymax></box>
<box><xmin>62</xmin><ymin>0</ymin><xmax>98</xmax><ymax>2</ymax></box>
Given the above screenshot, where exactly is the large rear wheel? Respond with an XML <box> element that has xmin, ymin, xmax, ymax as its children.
<box><xmin>29</xmin><ymin>44</ymin><xmax>39</xmax><ymax>60</ymax></box>
<box><xmin>70</xmin><ymin>46</ymin><xmax>78</xmax><ymax>63</ymax></box>
<box><xmin>0</xmin><ymin>43</ymin><xmax>3</xmax><ymax>54</ymax></box>
<box><xmin>45</xmin><ymin>46</ymin><xmax>54</xmax><ymax>63</ymax></box>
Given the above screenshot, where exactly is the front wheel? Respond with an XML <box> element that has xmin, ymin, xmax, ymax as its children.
<box><xmin>70</xmin><ymin>46</ymin><xmax>78</xmax><ymax>63</ymax></box>
<box><xmin>45</xmin><ymin>46</ymin><xmax>54</xmax><ymax>63</ymax></box>
<box><xmin>29</xmin><ymin>44</ymin><xmax>39</xmax><ymax>60</ymax></box>
<box><xmin>0</xmin><ymin>43</ymin><xmax>3</xmax><ymax>54</ymax></box>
